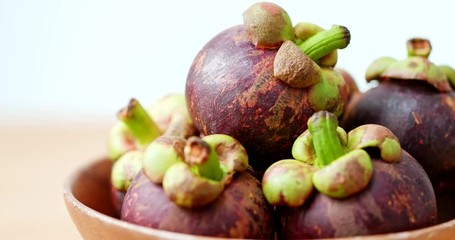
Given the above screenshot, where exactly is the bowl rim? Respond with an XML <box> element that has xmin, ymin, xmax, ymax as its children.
<box><xmin>64</xmin><ymin>158</ymin><xmax>455</xmax><ymax>240</ymax></box>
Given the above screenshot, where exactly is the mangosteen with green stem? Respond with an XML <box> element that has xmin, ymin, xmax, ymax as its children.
<box><xmin>342</xmin><ymin>38</ymin><xmax>455</xmax><ymax>221</ymax></box>
<box><xmin>186</xmin><ymin>2</ymin><xmax>351</xmax><ymax>171</ymax></box>
<box><xmin>263</xmin><ymin>111</ymin><xmax>437</xmax><ymax>239</ymax></box>
<box><xmin>109</xmin><ymin>96</ymin><xmax>197</xmax><ymax>214</ymax></box>
<box><xmin>108</xmin><ymin>98</ymin><xmax>161</xmax><ymax>214</ymax></box>
<box><xmin>121</xmin><ymin>134</ymin><xmax>275</xmax><ymax>239</ymax></box>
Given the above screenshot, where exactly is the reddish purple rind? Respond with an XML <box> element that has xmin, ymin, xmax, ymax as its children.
<box><xmin>342</xmin><ymin>80</ymin><xmax>455</xmax><ymax>192</ymax></box>
<box><xmin>109</xmin><ymin>182</ymin><xmax>126</xmax><ymax>218</ymax></box>
<box><xmin>186</xmin><ymin>25</ymin><xmax>330</xmax><ymax>170</ymax></box>
<box><xmin>337</xmin><ymin>68</ymin><xmax>360</xmax><ymax>121</ymax></box>
<box><xmin>121</xmin><ymin>168</ymin><xmax>275</xmax><ymax>239</ymax></box>
<box><xmin>279</xmin><ymin>151</ymin><xmax>437</xmax><ymax>239</ymax></box>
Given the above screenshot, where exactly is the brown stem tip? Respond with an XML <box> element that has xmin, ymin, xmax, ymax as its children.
<box><xmin>407</xmin><ymin>38</ymin><xmax>432</xmax><ymax>58</ymax></box>
<box><xmin>184</xmin><ymin>137</ymin><xmax>211</xmax><ymax>166</ymax></box>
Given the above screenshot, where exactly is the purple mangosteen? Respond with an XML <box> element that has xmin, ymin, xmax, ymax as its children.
<box><xmin>342</xmin><ymin>38</ymin><xmax>455</xmax><ymax>221</ymax></box>
<box><xmin>108</xmin><ymin>95</ymin><xmax>197</xmax><ymax>214</ymax></box>
<box><xmin>186</xmin><ymin>2</ymin><xmax>351</xmax><ymax>170</ymax></box>
<box><xmin>262</xmin><ymin>111</ymin><xmax>437</xmax><ymax>239</ymax></box>
<box><xmin>121</xmin><ymin>134</ymin><xmax>275</xmax><ymax>239</ymax></box>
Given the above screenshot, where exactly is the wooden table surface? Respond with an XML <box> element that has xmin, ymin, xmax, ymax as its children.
<box><xmin>0</xmin><ymin>120</ymin><xmax>112</xmax><ymax>239</ymax></box>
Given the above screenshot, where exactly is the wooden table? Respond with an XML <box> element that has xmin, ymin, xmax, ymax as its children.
<box><xmin>0</xmin><ymin>120</ymin><xmax>112</xmax><ymax>239</ymax></box>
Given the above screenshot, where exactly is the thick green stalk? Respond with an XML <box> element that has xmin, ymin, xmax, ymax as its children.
<box><xmin>117</xmin><ymin>98</ymin><xmax>161</xmax><ymax>146</ymax></box>
<box><xmin>308</xmin><ymin>111</ymin><xmax>347</xmax><ymax>168</ymax></box>
<box><xmin>184</xmin><ymin>137</ymin><xmax>224</xmax><ymax>181</ymax></box>
<box><xmin>298</xmin><ymin>25</ymin><xmax>350</xmax><ymax>62</ymax></box>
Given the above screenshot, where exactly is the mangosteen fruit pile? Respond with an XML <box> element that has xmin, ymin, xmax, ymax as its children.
<box><xmin>95</xmin><ymin>2</ymin><xmax>453</xmax><ymax>239</ymax></box>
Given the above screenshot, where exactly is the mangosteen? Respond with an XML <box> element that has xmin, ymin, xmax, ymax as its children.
<box><xmin>108</xmin><ymin>96</ymin><xmax>197</xmax><ymax>215</ymax></box>
<box><xmin>186</xmin><ymin>2</ymin><xmax>351</xmax><ymax>170</ymax></box>
<box><xmin>341</xmin><ymin>38</ymin><xmax>455</xmax><ymax>220</ymax></box>
<box><xmin>262</xmin><ymin>111</ymin><xmax>437</xmax><ymax>239</ymax></box>
<box><xmin>121</xmin><ymin>134</ymin><xmax>275</xmax><ymax>239</ymax></box>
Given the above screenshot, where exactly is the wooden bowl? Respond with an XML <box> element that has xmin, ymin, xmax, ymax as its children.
<box><xmin>63</xmin><ymin>158</ymin><xmax>455</xmax><ymax>240</ymax></box>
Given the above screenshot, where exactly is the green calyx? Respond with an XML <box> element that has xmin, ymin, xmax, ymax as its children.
<box><xmin>163</xmin><ymin>162</ymin><xmax>224</xmax><ymax>208</ymax></box>
<box><xmin>201</xmin><ymin>134</ymin><xmax>249</xmax><ymax>173</ymax></box>
<box><xmin>118</xmin><ymin>98</ymin><xmax>162</xmax><ymax>147</ymax></box>
<box><xmin>107</xmin><ymin>122</ymin><xmax>135</xmax><ymax>161</ymax></box>
<box><xmin>366</xmin><ymin>38</ymin><xmax>453</xmax><ymax>92</ymax></box>
<box><xmin>264</xmin><ymin>111</ymin><xmax>403</xmax><ymax>207</ymax></box>
<box><xmin>142</xmin><ymin>136</ymin><xmax>186</xmax><ymax>183</ymax></box>
<box><xmin>347</xmin><ymin>124</ymin><xmax>402</xmax><ymax>163</ymax></box>
<box><xmin>111</xmin><ymin>150</ymin><xmax>144</xmax><ymax>191</ymax></box>
<box><xmin>305</xmin><ymin>112</ymin><xmax>402</xmax><ymax>198</ymax></box>
<box><xmin>291</xmin><ymin>130</ymin><xmax>315</xmax><ymax>165</ymax></box>
<box><xmin>365</xmin><ymin>56</ymin><xmax>397</xmax><ymax>82</ymax></box>
<box><xmin>312</xmin><ymin>149</ymin><xmax>373</xmax><ymax>198</ymax></box>
<box><xmin>307</xmin><ymin>68</ymin><xmax>347</xmax><ymax>117</ymax></box>
<box><xmin>242</xmin><ymin>2</ymin><xmax>351</xmax><ymax>90</ymax></box>
<box><xmin>262</xmin><ymin>160</ymin><xmax>316</xmax><ymax>207</ymax></box>
<box><xmin>152</xmin><ymin>135</ymin><xmax>248</xmax><ymax>208</ymax></box>
<box><xmin>273</xmin><ymin>24</ymin><xmax>350</xmax><ymax>89</ymax></box>
<box><xmin>243</xmin><ymin>2</ymin><xmax>294</xmax><ymax>49</ymax></box>
<box><xmin>292</xmin><ymin>126</ymin><xmax>347</xmax><ymax>165</ymax></box>
<box><xmin>439</xmin><ymin>65</ymin><xmax>455</xmax><ymax>88</ymax></box>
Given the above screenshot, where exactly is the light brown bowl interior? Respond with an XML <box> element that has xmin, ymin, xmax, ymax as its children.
<box><xmin>64</xmin><ymin>158</ymin><xmax>455</xmax><ymax>240</ymax></box>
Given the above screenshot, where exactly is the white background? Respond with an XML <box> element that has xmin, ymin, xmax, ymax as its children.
<box><xmin>1</xmin><ymin>0</ymin><xmax>454</xmax><ymax>123</ymax></box>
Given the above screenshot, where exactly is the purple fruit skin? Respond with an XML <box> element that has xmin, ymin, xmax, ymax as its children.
<box><xmin>342</xmin><ymin>80</ymin><xmax>455</xmax><ymax>192</ymax></box>
<box><xmin>110</xmin><ymin>184</ymin><xmax>126</xmax><ymax>217</ymax></box>
<box><xmin>279</xmin><ymin>150</ymin><xmax>437</xmax><ymax>239</ymax></box>
<box><xmin>186</xmin><ymin>25</ymin><xmax>347</xmax><ymax>170</ymax></box>
<box><xmin>121</xmin><ymin>169</ymin><xmax>275</xmax><ymax>239</ymax></box>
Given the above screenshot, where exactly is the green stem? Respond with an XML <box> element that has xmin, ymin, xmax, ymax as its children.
<box><xmin>298</xmin><ymin>25</ymin><xmax>350</xmax><ymax>62</ymax></box>
<box><xmin>184</xmin><ymin>137</ymin><xmax>224</xmax><ymax>181</ymax></box>
<box><xmin>117</xmin><ymin>98</ymin><xmax>161</xmax><ymax>146</ymax></box>
<box><xmin>308</xmin><ymin>111</ymin><xmax>347</xmax><ymax>168</ymax></box>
